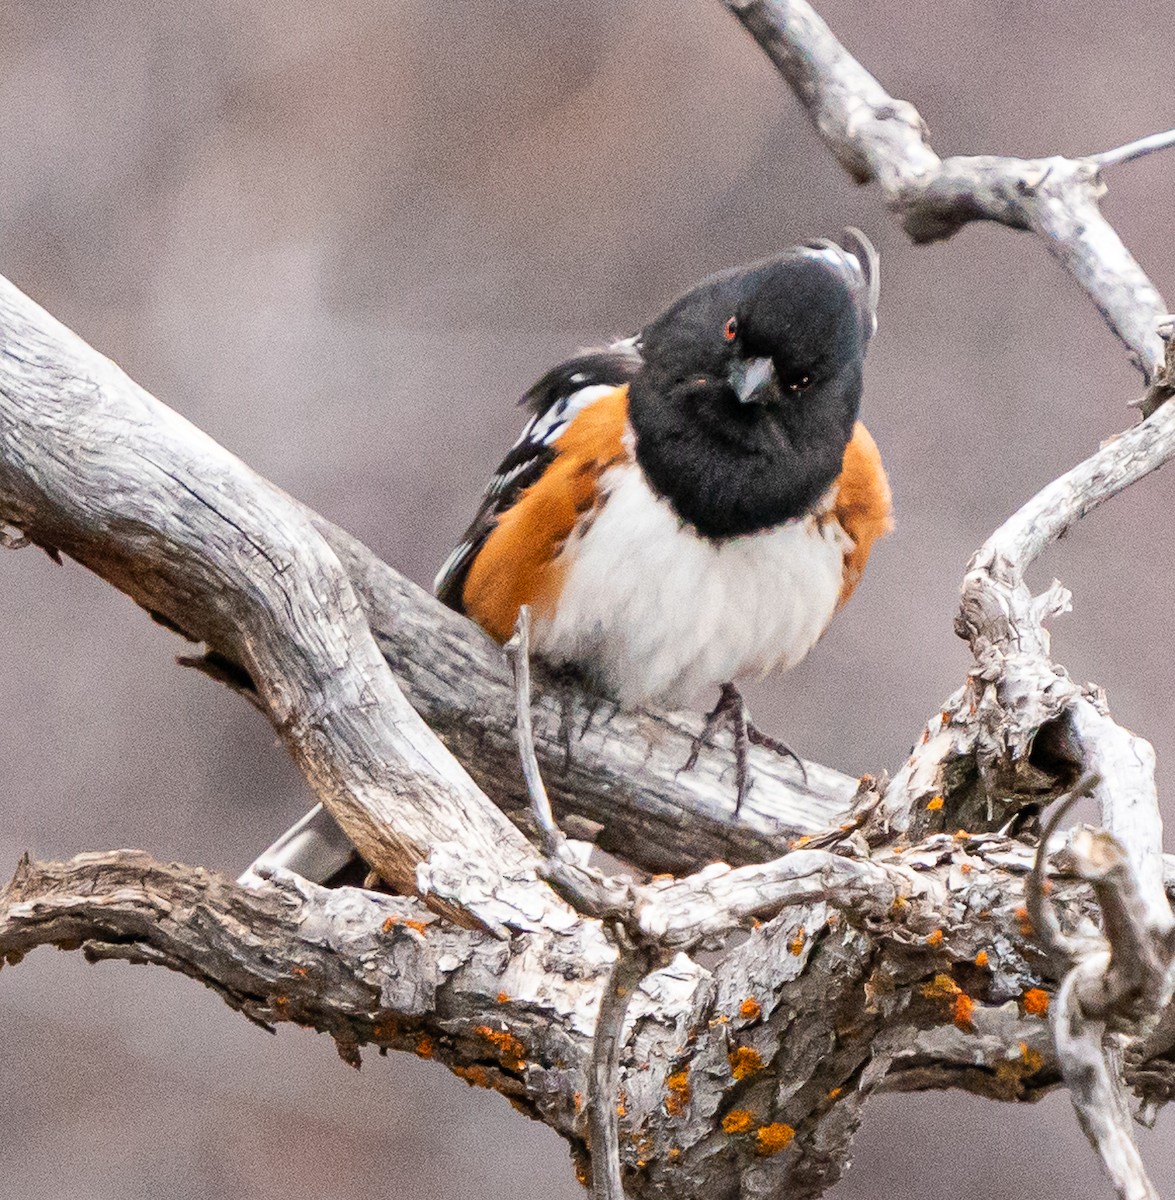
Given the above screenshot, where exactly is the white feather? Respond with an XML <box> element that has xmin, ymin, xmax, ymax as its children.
<box><xmin>521</xmin><ymin>383</ymin><xmax>618</xmax><ymax>448</ymax></box>
<box><xmin>533</xmin><ymin>462</ymin><xmax>850</xmax><ymax>707</ymax></box>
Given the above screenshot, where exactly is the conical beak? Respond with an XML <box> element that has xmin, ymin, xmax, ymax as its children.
<box><xmin>728</xmin><ymin>355</ymin><xmax>778</xmax><ymax>405</ymax></box>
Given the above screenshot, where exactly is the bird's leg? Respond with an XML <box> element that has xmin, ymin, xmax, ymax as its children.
<box><xmin>546</xmin><ymin>660</ymin><xmax>615</xmax><ymax>772</ymax></box>
<box><xmin>683</xmin><ymin>682</ymin><xmax>807</xmax><ymax>816</ymax></box>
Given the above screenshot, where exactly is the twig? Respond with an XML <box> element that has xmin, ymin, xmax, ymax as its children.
<box><xmin>505</xmin><ymin>606</ymin><xmax>562</xmax><ymax>859</ymax></box>
<box><xmin>970</xmin><ymin>403</ymin><xmax>1175</xmax><ymax>580</ymax></box>
<box><xmin>637</xmin><ymin>849</ymin><xmax>900</xmax><ymax>947</ymax></box>
<box><xmin>1026</xmin><ymin>772</ymin><xmax>1101</xmax><ymax>965</ymax></box>
<box><xmin>503</xmin><ymin>607</ymin><xmax>633</xmax><ymax>917</ymax></box>
<box><xmin>1090</xmin><ymin>128</ymin><xmax>1175</xmax><ymax>169</ymax></box>
<box><xmin>1055</xmin><ymin>963</ymin><xmax>1158</xmax><ymax>1200</ymax></box>
<box><xmin>503</xmin><ymin>608</ymin><xmax>656</xmax><ymax>1198</ymax></box>
<box><xmin>589</xmin><ymin>927</ymin><xmax>655</xmax><ymax>1200</ymax></box>
<box><xmin>1066</xmin><ymin>824</ymin><xmax>1175</xmax><ymax>1022</ymax></box>
<box><xmin>723</xmin><ymin>0</ymin><xmax>1170</xmax><ymax>381</ymax></box>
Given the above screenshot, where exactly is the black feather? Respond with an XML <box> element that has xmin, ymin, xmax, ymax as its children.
<box><xmin>628</xmin><ymin>247</ymin><xmax>870</xmax><ymax>537</ymax></box>
<box><xmin>434</xmin><ymin>345</ymin><xmax>642</xmax><ymax>612</ymax></box>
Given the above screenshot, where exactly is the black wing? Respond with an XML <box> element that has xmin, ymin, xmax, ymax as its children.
<box><xmin>434</xmin><ymin>344</ymin><xmax>643</xmax><ymax>613</ymax></box>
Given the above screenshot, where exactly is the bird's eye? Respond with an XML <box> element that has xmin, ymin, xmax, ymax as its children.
<box><xmin>788</xmin><ymin>375</ymin><xmax>811</xmax><ymax>393</ymax></box>
<box><xmin>722</xmin><ymin>316</ymin><xmax>738</xmax><ymax>342</ymax></box>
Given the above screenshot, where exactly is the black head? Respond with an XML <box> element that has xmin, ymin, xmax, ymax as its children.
<box><xmin>628</xmin><ymin>232</ymin><xmax>878</xmax><ymax>538</ymax></box>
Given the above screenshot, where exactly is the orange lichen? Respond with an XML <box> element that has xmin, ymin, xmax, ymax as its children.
<box><xmin>826</xmin><ymin>1087</ymin><xmax>843</xmax><ymax>1102</ymax></box>
<box><xmin>921</xmin><ymin>973</ymin><xmax>961</xmax><ymax>1002</ymax></box>
<box><xmin>668</xmin><ymin>1148</ymin><xmax>681</xmax><ymax>1161</ymax></box>
<box><xmin>926</xmin><ymin>795</ymin><xmax>944</xmax><ymax>811</ymax></box>
<box><xmin>616</xmin><ymin>1099</ymin><xmax>627</xmax><ymax>1118</ymax></box>
<box><xmin>709</xmin><ymin>1014</ymin><xmax>730</xmax><ymax>1028</ymax></box>
<box><xmin>729</xmin><ymin>1046</ymin><xmax>764</xmax><ymax>1081</ymax></box>
<box><xmin>926</xmin><ymin>929</ymin><xmax>944</xmax><ymax>948</ymax></box>
<box><xmin>959</xmin><ymin>863</ymin><xmax>972</xmax><ymax>874</ymax></box>
<box><xmin>890</xmin><ymin>895</ymin><xmax>908</xmax><ymax>914</ymax></box>
<box><xmin>756</xmin><ymin>1123</ymin><xmax>796</xmax><ymax>1156</ymax></box>
<box><xmin>1022</xmin><ymin>988</ymin><xmax>1050</xmax><ymax>1017</ymax></box>
<box><xmin>475</xmin><ymin>1024</ymin><xmax>526</xmax><ymax>1070</ymax></box>
<box><xmin>382</xmin><ymin>914</ymin><xmax>428</xmax><ymax>935</ymax></box>
<box><xmin>290</xmin><ymin>966</ymin><xmax>308</xmax><ymax>978</ymax></box>
<box><xmin>497</xmin><ymin>992</ymin><xmax>509</xmax><ymax>1004</ymax></box>
<box><xmin>975</xmin><ymin>950</ymin><xmax>990</xmax><ymax>969</ymax></box>
<box><xmin>271</xmin><ymin>994</ymin><xmax>289</xmax><ymax>1010</ymax></box>
<box><xmin>573</xmin><ymin>1091</ymin><xmax>584</xmax><ymax>1113</ymax></box>
<box><xmin>1015</xmin><ymin>906</ymin><xmax>1034</xmax><ymax>936</ymax></box>
<box><xmin>722</xmin><ymin>1109</ymin><xmax>755</xmax><ymax>1134</ymax></box>
<box><xmin>452</xmin><ymin>1064</ymin><xmax>492</xmax><ymax>1089</ymax></box>
<box><xmin>414</xmin><ymin>1034</ymin><xmax>434</xmax><ymax>1059</ymax></box>
<box><xmin>739</xmin><ymin>997</ymin><xmax>762</xmax><ymax>1021</ymax></box>
<box><xmin>953</xmin><ymin>992</ymin><xmax>976</xmax><ymax>1030</ymax></box>
<box><xmin>665</xmin><ymin>1070</ymin><xmax>691</xmax><ymax>1116</ymax></box>
<box><xmin>788</xmin><ymin>835</ymin><xmax>812</xmax><ymax>850</ymax></box>
<box><xmin>993</xmin><ymin>1041</ymin><xmax>1048</xmax><ymax>1098</ymax></box>
<box><xmin>788</xmin><ymin>928</ymin><xmax>807</xmax><ymax>956</ymax></box>
<box><xmin>651</xmin><ymin>873</ymin><xmax>674</xmax><ymax>882</ymax></box>
<box><xmin>1021</xmin><ymin>1042</ymin><xmax>1044</xmax><ymax>1073</ymax></box>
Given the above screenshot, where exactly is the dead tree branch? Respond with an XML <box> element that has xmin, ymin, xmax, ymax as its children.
<box><xmin>1</xmin><ymin>1</ymin><xmax>1174</xmax><ymax>1196</ymax></box>
<box><xmin>724</xmin><ymin>0</ymin><xmax>1171</xmax><ymax>395</ymax></box>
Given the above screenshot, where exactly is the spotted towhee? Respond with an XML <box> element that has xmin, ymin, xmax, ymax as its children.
<box><xmin>243</xmin><ymin>231</ymin><xmax>891</xmax><ymax>885</ymax></box>
<box><xmin>435</xmin><ymin>230</ymin><xmax>892</xmax><ymax>810</ymax></box>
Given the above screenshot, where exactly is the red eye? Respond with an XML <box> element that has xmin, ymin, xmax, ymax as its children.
<box><xmin>723</xmin><ymin>317</ymin><xmax>738</xmax><ymax>342</ymax></box>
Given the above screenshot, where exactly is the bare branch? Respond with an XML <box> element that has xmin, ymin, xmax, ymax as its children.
<box><xmin>1090</xmin><ymin>128</ymin><xmax>1175</xmax><ymax>169</ymax></box>
<box><xmin>1056</xmin><ymin>960</ymin><xmax>1158</xmax><ymax>1200</ymax></box>
<box><xmin>636</xmin><ymin>849</ymin><xmax>899</xmax><ymax>948</ymax></box>
<box><xmin>13</xmin><ymin>828</ymin><xmax>1175</xmax><ymax>1198</ymax></box>
<box><xmin>3</xmin><ymin>4</ymin><xmax>1174</xmax><ymax>1196</ymax></box>
<box><xmin>723</xmin><ymin>0</ymin><xmax>1170</xmax><ymax>381</ymax></box>
<box><xmin>505</xmin><ymin>605</ymin><xmax>562</xmax><ymax>859</ymax></box>
<box><xmin>0</xmin><ymin>277</ymin><xmax>553</xmax><ymax>927</ymax></box>
<box><xmin>1027</xmin><ymin>774</ymin><xmax>1100</xmax><ymax>966</ymax></box>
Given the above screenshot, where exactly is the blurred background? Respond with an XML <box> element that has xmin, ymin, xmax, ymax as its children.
<box><xmin>2</xmin><ymin>1</ymin><xmax>1174</xmax><ymax>1196</ymax></box>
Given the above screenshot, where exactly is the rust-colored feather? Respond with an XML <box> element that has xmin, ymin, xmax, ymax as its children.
<box><xmin>833</xmin><ymin>421</ymin><xmax>893</xmax><ymax>608</ymax></box>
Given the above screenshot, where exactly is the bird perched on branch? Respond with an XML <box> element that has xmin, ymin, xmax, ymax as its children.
<box><xmin>435</xmin><ymin>231</ymin><xmax>892</xmax><ymax>812</ymax></box>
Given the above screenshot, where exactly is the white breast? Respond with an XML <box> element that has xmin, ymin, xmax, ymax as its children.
<box><xmin>532</xmin><ymin>461</ymin><xmax>850</xmax><ymax>708</ymax></box>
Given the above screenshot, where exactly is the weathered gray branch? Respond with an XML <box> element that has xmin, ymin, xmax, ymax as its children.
<box><xmin>724</xmin><ymin>0</ymin><xmax>1171</xmax><ymax>390</ymax></box>
<box><xmin>1</xmin><ymin>1</ymin><xmax>1174</xmax><ymax>1196</ymax></box>
<box><xmin>0</xmin><ymin>278</ymin><xmax>553</xmax><ymax>929</ymax></box>
<box><xmin>7</xmin><ymin>836</ymin><xmax>1175</xmax><ymax>1199</ymax></box>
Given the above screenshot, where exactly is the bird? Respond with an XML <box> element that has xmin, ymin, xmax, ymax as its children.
<box><xmin>240</xmin><ymin>232</ymin><xmax>892</xmax><ymax>890</ymax></box>
<box><xmin>434</xmin><ymin>230</ymin><xmax>893</xmax><ymax>813</ymax></box>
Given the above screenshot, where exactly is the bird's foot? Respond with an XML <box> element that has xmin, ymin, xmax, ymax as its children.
<box><xmin>548</xmin><ymin>661</ymin><xmax>619</xmax><ymax>772</ymax></box>
<box><xmin>683</xmin><ymin>682</ymin><xmax>808</xmax><ymax>816</ymax></box>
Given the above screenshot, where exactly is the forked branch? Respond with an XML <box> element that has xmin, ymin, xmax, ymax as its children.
<box><xmin>0</xmin><ymin>1</ymin><xmax>1174</xmax><ymax>1196</ymax></box>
